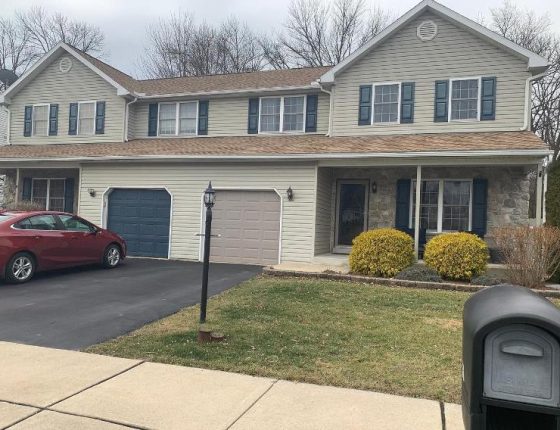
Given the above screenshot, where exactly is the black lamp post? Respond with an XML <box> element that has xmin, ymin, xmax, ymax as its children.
<box><xmin>200</xmin><ymin>181</ymin><xmax>216</xmax><ymax>324</ymax></box>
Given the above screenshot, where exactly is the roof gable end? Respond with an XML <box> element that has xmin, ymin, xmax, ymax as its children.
<box><xmin>320</xmin><ymin>0</ymin><xmax>550</xmax><ymax>84</ymax></box>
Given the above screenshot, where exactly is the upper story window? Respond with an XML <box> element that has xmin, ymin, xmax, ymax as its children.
<box><xmin>259</xmin><ymin>96</ymin><xmax>305</xmax><ymax>133</ymax></box>
<box><xmin>373</xmin><ymin>84</ymin><xmax>400</xmax><ymax>123</ymax></box>
<box><xmin>32</xmin><ymin>104</ymin><xmax>49</xmax><ymax>136</ymax></box>
<box><xmin>78</xmin><ymin>101</ymin><xmax>96</xmax><ymax>135</ymax></box>
<box><xmin>158</xmin><ymin>101</ymin><xmax>198</xmax><ymax>136</ymax></box>
<box><xmin>450</xmin><ymin>78</ymin><xmax>479</xmax><ymax>121</ymax></box>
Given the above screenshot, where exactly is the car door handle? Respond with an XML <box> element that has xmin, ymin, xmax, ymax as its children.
<box><xmin>34</xmin><ymin>236</ymin><xmax>40</xmax><ymax>240</ymax></box>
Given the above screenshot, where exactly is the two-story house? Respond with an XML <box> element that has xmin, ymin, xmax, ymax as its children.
<box><xmin>0</xmin><ymin>0</ymin><xmax>551</xmax><ymax>266</ymax></box>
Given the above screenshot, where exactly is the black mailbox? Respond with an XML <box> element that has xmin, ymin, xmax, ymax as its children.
<box><xmin>463</xmin><ymin>284</ymin><xmax>560</xmax><ymax>430</ymax></box>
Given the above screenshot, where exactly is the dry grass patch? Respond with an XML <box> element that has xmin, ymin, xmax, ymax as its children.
<box><xmin>87</xmin><ymin>276</ymin><xmax>472</xmax><ymax>402</ymax></box>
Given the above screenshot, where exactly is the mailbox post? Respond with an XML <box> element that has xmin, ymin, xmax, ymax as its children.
<box><xmin>463</xmin><ymin>284</ymin><xmax>560</xmax><ymax>430</ymax></box>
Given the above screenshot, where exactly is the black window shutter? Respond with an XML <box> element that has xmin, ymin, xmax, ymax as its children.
<box><xmin>64</xmin><ymin>178</ymin><xmax>75</xmax><ymax>213</ymax></box>
<box><xmin>22</xmin><ymin>177</ymin><xmax>32</xmax><ymax>201</ymax></box>
<box><xmin>148</xmin><ymin>103</ymin><xmax>158</xmax><ymax>136</ymax></box>
<box><xmin>395</xmin><ymin>179</ymin><xmax>412</xmax><ymax>229</ymax></box>
<box><xmin>305</xmin><ymin>94</ymin><xmax>318</xmax><ymax>132</ymax></box>
<box><xmin>434</xmin><ymin>80</ymin><xmax>449</xmax><ymax>122</ymax></box>
<box><xmin>248</xmin><ymin>98</ymin><xmax>259</xmax><ymax>134</ymax></box>
<box><xmin>198</xmin><ymin>100</ymin><xmax>209</xmax><ymax>135</ymax></box>
<box><xmin>480</xmin><ymin>77</ymin><xmax>497</xmax><ymax>121</ymax></box>
<box><xmin>48</xmin><ymin>104</ymin><xmax>58</xmax><ymax>136</ymax></box>
<box><xmin>400</xmin><ymin>82</ymin><xmax>415</xmax><ymax>124</ymax></box>
<box><xmin>471</xmin><ymin>178</ymin><xmax>488</xmax><ymax>237</ymax></box>
<box><xmin>24</xmin><ymin>106</ymin><xmax>33</xmax><ymax>137</ymax></box>
<box><xmin>358</xmin><ymin>85</ymin><xmax>372</xmax><ymax>125</ymax></box>
<box><xmin>95</xmin><ymin>101</ymin><xmax>106</xmax><ymax>134</ymax></box>
<box><xmin>68</xmin><ymin>103</ymin><xmax>78</xmax><ymax>135</ymax></box>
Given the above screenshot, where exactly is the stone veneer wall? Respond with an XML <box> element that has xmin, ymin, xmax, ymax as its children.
<box><xmin>316</xmin><ymin>165</ymin><xmax>533</xmax><ymax>252</ymax></box>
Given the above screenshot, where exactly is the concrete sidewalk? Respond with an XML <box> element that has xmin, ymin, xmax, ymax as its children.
<box><xmin>0</xmin><ymin>342</ymin><xmax>463</xmax><ymax>430</ymax></box>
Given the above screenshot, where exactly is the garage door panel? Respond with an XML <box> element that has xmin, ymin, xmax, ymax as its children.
<box><xmin>108</xmin><ymin>189</ymin><xmax>171</xmax><ymax>258</ymax></box>
<box><xmin>210</xmin><ymin>191</ymin><xmax>280</xmax><ymax>265</ymax></box>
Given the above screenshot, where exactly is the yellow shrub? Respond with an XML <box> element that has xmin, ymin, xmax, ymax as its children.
<box><xmin>349</xmin><ymin>228</ymin><xmax>414</xmax><ymax>277</ymax></box>
<box><xmin>424</xmin><ymin>232</ymin><xmax>488</xmax><ymax>281</ymax></box>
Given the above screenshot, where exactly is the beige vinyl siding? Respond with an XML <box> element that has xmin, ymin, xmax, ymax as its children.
<box><xmin>332</xmin><ymin>12</ymin><xmax>530</xmax><ymax>136</ymax></box>
<box><xmin>314</xmin><ymin>167</ymin><xmax>333</xmax><ymax>254</ymax></box>
<box><xmin>10</xmin><ymin>53</ymin><xmax>125</xmax><ymax>145</ymax></box>
<box><xmin>79</xmin><ymin>162</ymin><xmax>318</xmax><ymax>262</ymax></box>
<box><xmin>131</xmin><ymin>92</ymin><xmax>330</xmax><ymax>138</ymax></box>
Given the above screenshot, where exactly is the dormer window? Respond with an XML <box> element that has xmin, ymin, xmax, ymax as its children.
<box><xmin>158</xmin><ymin>101</ymin><xmax>198</xmax><ymax>136</ymax></box>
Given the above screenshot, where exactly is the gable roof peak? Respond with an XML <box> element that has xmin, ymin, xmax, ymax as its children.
<box><xmin>319</xmin><ymin>0</ymin><xmax>550</xmax><ymax>84</ymax></box>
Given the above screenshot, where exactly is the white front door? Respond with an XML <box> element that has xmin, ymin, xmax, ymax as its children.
<box><xmin>334</xmin><ymin>180</ymin><xmax>369</xmax><ymax>253</ymax></box>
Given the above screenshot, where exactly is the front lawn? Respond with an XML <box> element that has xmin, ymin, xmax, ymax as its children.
<box><xmin>87</xmin><ymin>276</ymin><xmax>469</xmax><ymax>403</ymax></box>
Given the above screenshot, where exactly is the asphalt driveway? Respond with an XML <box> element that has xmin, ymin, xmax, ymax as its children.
<box><xmin>0</xmin><ymin>259</ymin><xmax>261</xmax><ymax>350</ymax></box>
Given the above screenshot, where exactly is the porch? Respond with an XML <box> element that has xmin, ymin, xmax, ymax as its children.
<box><xmin>0</xmin><ymin>167</ymin><xmax>79</xmax><ymax>213</ymax></box>
<box><xmin>313</xmin><ymin>161</ymin><xmax>546</xmax><ymax>261</ymax></box>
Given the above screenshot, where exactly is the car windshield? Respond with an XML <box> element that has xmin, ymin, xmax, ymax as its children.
<box><xmin>0</xmin><ymin>214</ymin><xmax>14</xmax><ymax>223</ymax></box>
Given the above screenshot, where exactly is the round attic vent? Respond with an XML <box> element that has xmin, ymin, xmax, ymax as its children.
<box><xmin>417</xmin><ymin>20</ymin><xmax>438</xmax><ymax>41</ymax></box>
<box><xmin>59</xmin><ymin>57</ymin><xmax>73</xmax><ymax>73</ymax></box>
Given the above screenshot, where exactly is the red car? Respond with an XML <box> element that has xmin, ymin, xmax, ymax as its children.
<box><xmin>0</xmin><ymin>211</ymin><xmax>126</xmax><ymax>284</ymax></box>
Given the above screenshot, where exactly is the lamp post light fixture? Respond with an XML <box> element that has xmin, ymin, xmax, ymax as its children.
<box><xmin>286</xmin><ymin>186</ymin><xmax>294</xmax><ymax>201</ymax></box>
<box><xmin>200</xmin><ymin>182</ymin><xmax>216</xmax><ymax>325</ymax></box>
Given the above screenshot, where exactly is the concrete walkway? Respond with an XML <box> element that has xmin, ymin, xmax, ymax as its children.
<box><xmin>0</xmin><ymin>341</ymin><xmax>463</xmax><ymax>430</ymax></box>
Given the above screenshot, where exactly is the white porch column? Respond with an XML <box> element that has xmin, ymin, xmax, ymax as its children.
<box><xmin>543</xmin><ymin>159</ymin><xmax>549</xmax><ymax>224</ymax></box>
<box><xmin>15</xmin><ymin>168</ymin><xmax>20</xmax><ymax>204</ymax></box>
<box><xmin>536</xmin><ymin>161</ymin><xmax>544</xmax><ymax>226</ymax></box>
<box><xmin>414</xmin><ymin>165</ymin><xmax>422</xmax><ymax>259</ymax></box>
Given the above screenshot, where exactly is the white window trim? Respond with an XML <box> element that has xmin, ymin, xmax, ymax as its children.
<box><xmin>409</xmin><ymin>179</ymin><xmax>473</xmax><ymax>233</ymax></box>
<box><xmin>77</xmin><ymin>100</ymin><xmax>97</xmax><ymax>136</ymax></box>
<box><xmin>157</xmin><ymin>101</ymin><xmax>199</xmax><ymax>137</ymax></box>
<box><xmin>30</xmin><ymin>178</ymin><xmax>66</xmax><ymax>211</ymax></box>
<box><xmin>258</xmin><ymin>95</ymin><xmax>307</xmax><ymax>134</ymax></box>
<box><xmin>371</xmin><ymin>82</ymin><xmax>401</xmax><ymax>125</ymax></box>
<box><xmin>448</xmin><ymin>77</ymin><xmax>482</xmax><ymax>122</ymax></box>
<box><xmin>31</xmin><ymin>103</ymin><xmax>51</xmax><ymax>136</ymax></box>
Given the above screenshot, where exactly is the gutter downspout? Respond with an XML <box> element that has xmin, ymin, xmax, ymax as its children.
<box><xmin>315</xmin><ymin>81</ymin><xmax>333</xmax><ymax>137</ymax></box>
<box><xmin>123</xmin><ymin>97</ymin><xmax>138</xmax><ymax>142</ymax></box>
<box><xmin>521</xmin><ymin>70</ymin><xmax>548</xmax><ymax>131</ymax></box>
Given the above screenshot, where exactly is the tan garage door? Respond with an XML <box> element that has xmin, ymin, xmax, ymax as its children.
<box><xmin>210</xmin><ymin>190</ymin><xmax>281</xmax><ymax>265</ymax></box>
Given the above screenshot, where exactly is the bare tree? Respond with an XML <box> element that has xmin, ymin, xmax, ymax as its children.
<box><xmin>16</xmin><ymin>6</ymin><xmax>104</xmax><ymax>58</ymax></box>
<box><xmin>0</xmin><ymin>17</ymin><xmax>32</xmax><ymax>91</ymax></box>
<box><xmin>263</xmin><ymin>0</ymin><xmax>393</xmax><ymax>68</ymax></box>
<box><xmin>488</xmin><ymin>1</ymin><xmax>560</xmax><ymax>158</ymax></box>
<box><xmin>141</xmin><ymin>14</ymin><xmax>264</xmax><ymax>78</ymax></box>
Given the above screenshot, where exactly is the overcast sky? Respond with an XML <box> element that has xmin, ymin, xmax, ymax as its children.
<box><xmin>1</xmin><ymin>0</ymin><xmax>559</xmax><ymax>78</ymax></box>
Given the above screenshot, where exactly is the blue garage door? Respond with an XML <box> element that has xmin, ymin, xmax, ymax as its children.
<box><xmin>107</xmin><ymin>189</ymin><xmax>171</xmax><ymax>258</ymax></box>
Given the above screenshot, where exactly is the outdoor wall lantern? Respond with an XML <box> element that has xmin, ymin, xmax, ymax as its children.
<box><xmin>203</xmin><ymin>182</ymin><xmax>216</xmax><ymax>208</ymax></box>
<box><xmin>88</xmin><ymin>188</ymin><xmax>96</xmax><ymax>197</ymax></box>
<box><xmin>371</xmin><ymin>182</ymin><xmax>377</xmax><ymax>194</ymax></box>
<box><xmin>286</xmin><ymin>186</ymin><xmax>294</xmax><ymax>201</ymax></box>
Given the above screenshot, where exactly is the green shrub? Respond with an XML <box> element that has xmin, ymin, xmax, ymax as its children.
<box><xmin>471</xmin><ymin>274</ymin><xmax>505</xmax><ymax>286</ymax></box>
<box><xmin>424</xmin><ymin>232</ymin><xmax>488</xmax><ymax>281</ymax></box>
<box><xmin>349</xmin><ymin>228</ymin><xmax>414</xmax><ymax>278</ymax></box>
<box><xmin>394</xmin><ymin>265</ymin><xmax>442</xmax><ymax>283</ymax></box>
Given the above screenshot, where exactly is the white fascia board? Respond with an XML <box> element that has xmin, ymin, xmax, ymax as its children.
<box><xmin>320</xmin><ymin>0</ymin><xmax>549</xmax><ymax>83</ymax></box>
<box><xmin>1</xmin><ymin>42</ymin><xmax>130</xmax><ymax>104</ymax></box>
<box><xmin>138</xmin><ymin>85</ymin><xmax>317</xmax><ymax>99</ymax></box>
<box><xmin>0</xmin><ymin>149</ymin><xmax>551</xmax><ymax>164</ymax></box>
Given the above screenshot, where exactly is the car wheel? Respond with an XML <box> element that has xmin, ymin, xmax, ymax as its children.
<box><xmin>6</xmin><ymin>252</ymin><xmax>36</xmax><ymax>284</ymax></box>
<box><xmin>103</xmin><ymin>244</ymin><xmax>121</xmax><ymax>269</ymax></box>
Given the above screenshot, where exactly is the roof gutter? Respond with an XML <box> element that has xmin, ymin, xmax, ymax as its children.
<box><xmin>0</xmin><ymin>149</ymin><xmax>551</xmax><ymax>164</ymax></box>
<box><xmin>314</xmin><ymin>81</ymin><xmax>333</xmax><ymax>136</ymax></box>
<box><xmin>137</xmin><ymin>85</ymin><xmax>318</xmax><ymax>99</ymax></box>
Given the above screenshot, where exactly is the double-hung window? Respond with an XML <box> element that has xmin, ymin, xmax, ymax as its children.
<box><xmin>410</xmin><ymin>179</ymin><xmax>472</xmax><ymax>232</ymax></box>
<box><xmin>373</xmin><ymin>83</ymin><xmax>400</xmax><ymax>124</ymax></box>
<box><xmin>32</xmin><ymin>104</ymin><xmax>49</xmax><ymax>136</ymax></box>
<box><xmin>450</xmin><ymin>78</ymin><xmax>480</xmax><ymax>121</ymax></box>
<box><xmin>158</xmin><ymin>101</ymin><xmax>198</xmax><ymax>136</ymax></box>
<box><xmin>259</xmin><ymin>96</ymin><xmax>305</xmax><ymax>133</ymax></box>
<box><xmin>31</xmin><ymin>178</ymin><xmax>66</xmax><ymax>211</ymax></box>
<box><xmin>78</xmin><ymin>101</ymin><xmax>96</xmax><ymax>135</ymax></box>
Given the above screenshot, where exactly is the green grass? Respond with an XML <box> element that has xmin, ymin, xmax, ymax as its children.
<box><xmin>87</xmin><ymin>276</ymin><xmax>470</xmax><ymax>403</ymax></box>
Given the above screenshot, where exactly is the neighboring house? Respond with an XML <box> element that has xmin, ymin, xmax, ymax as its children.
<box><xmin>0</xmin><ymin>0</ymin><xmax>551</xmax><ymax>265</ymax></box>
